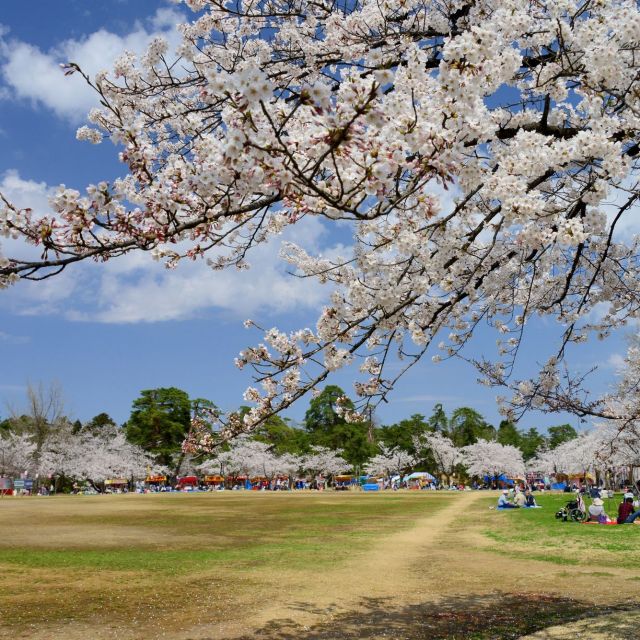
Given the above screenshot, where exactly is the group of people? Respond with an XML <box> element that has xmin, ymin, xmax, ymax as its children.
<box><xmin>588</xmin><ymin>492</ymin><xmax>640</xmax><ymax>524</ymax></box>
<box><xmin>496</xmin><ymin>487</ymin><xmax>537</xmax><ymax>509</ymax></box>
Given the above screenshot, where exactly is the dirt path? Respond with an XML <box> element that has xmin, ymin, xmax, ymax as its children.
<box><xmin>180</xmin><ymin>491</ymin><xmax>483</xmax><ymax>639</ymax></box>
<box><xmin>195</xmin><ymin>491</ymin><xmax>640</xmax><ymax>640</ymax></box>
<box><xmin>251</xmin><ymin>491</ymin><xmax>481</xmax><ymax>626</ymax></box>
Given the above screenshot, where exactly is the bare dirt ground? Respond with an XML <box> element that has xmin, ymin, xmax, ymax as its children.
<box><xmin>2</xmin><ymin>492</ymin><xmax>638</xmax><ymax>639</ymax></box>
<box><xmin>191</xmin><ymin>492</ymin><xmax>640</xmax><ymax>640</ymax></box>
<box><xmin>216</xmin><ymin>492</ymin><xmax>640</xmax><ymax>640</ymax></box>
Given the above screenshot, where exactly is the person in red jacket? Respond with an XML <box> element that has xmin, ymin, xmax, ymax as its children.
<box><xmin>617</xmin><ymin>493</ymin><xmax>635</xmax><ymax>524</ymax></box>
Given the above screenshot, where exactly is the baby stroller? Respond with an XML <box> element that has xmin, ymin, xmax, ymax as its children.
<box><xmin>555</xmin><ymin>493</ymin><xmax>587</xmax><ymax>522</ymax></box>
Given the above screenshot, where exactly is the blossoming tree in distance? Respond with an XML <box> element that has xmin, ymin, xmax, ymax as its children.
<box><xmin>3</xmin><ymin>0</ymin><xmax>640</xmax><ymax>446</ymax></box>
<box><xmin>462</xmin><ymin>439</ymin><xmax>526</xmax><ymax>482</ymax></box>
<box><xmin>414</xmin><ymin>432</ymin><xmax>461</xmax><ymax>485</ymax></box>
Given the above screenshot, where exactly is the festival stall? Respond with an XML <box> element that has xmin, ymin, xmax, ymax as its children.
<box><xmin>566</xmin><ymin>472</ymin><xmax>596</xmax><ymax>489</ymax></box>
<box><xmin>404</xmin><ymin>471</ymin><xmax>436</xmax><ymax>489</ymax></box>
<box><xmin>176</xmin><ymin>476</ymin><xmax>199</xmax><ymax>491</ymax></box>
<box><xmin>203</xmin><ymin>475</ymin><xmax>225</xmax><ymax>489</ymax></box>
<box><xmin>105</xmin><ymin>478</ymin><xmax>128</xmax><ymax>492</ymax></box>
<box><xmin>334</xmin><ymin>474</ymin><xmax>355</xmax><ymax>490</ymax></box>
<box><xmin>250</xmin><ymin>476</ymin><xmax>268</xmax><ymax>490</ymax></box>
<box><xmin>145</xmin><ymin>475</ymin><xmax>168</xmax><ymax>490</ymax></box>
<box><xmin>0</xmin><ymin>477</ymin><xmax>12</xmax><ymax>496</ymax></box>
<box><xmin>226</xmin><ymin>475</ymin><xmax>250</xmax><ymax>490</ymax></box>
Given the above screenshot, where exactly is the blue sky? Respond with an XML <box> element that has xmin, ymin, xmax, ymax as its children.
<box><xmin>0</xmin><ymin>1</ymin><xmax>626</xmax><ymax>431</ymax></box>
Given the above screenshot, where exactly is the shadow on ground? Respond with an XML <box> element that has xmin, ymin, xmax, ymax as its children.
<box><xmin>520</xmin><ymin>609</ymin><xmax>640</xmax><ymax>639</ymax></box>
<box><xmin>229</xmin><ymin>593</ymin><xmax>636</xmax><ymax>640</ymax></box>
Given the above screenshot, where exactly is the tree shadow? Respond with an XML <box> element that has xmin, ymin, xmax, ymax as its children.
<box><xmin>230</xmin><ymin>593</ymin><xmax>635</xmax><ymax>640</ymax></box>
<box><xmin>523</xmin><ymin>610</ymin><xmax>640</xmax><ymax>639</ymax></box>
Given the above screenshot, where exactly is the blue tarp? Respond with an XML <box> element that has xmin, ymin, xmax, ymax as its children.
<box><xmin>484</xmin><ymin>474</ymin><xmax>517</xmax><ymax>486</ymax></box>
<box><xmin>551</xmin><ymin>482</ymin><xmax>566</xmax><ymax>490</ymax></box>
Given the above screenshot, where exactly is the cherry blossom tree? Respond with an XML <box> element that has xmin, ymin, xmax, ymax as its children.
<box><xmin>302</xmin><ymin>445</ymin><xmax>349</xmax><ymax>478</ymax></box>
<box><xmin>364</xmin><ymin>444</ymin><xmax>414</xmax><ymax>477</ymax></box>
<box><xmin>461</xmin><ymin>439</ymin><xmax>525</xmax><ymax>480</ymax></box>
<box><xmin>4</xmin><ymin>1</ymin><xmax>640</xmax><ymax>439</ymax></box>
<box><xmin>200</xmin><ymin>436</ymin><xmax>267</xmax><ymax>478</ymax></box>
<box><xmin>527</xmin><ymin>423</ymin><xmax>640</xmax><ymax>488</ymax></box>
<box><xmin>527</xmin><ymin>445</ymin><xmax>567</xmax><ymax>479</ymax></box>
<box><xmin>199</xmin><ymin>436</ymin><xmax>303</xmax><ymax>481</ymax></box>
<box><xmin>39</xmin><ymin>423</ymin><xmax>163</xmax><ymax>488</ymax></box>
<box><xmin>414</xmin><ymin>431</ymin><xmax>461</xmax><ymax>484</ymax></box>
<box><xmin>0</xmin><ymin>433</ymin><xmax>36</xmax><ymax>477</ymax></box>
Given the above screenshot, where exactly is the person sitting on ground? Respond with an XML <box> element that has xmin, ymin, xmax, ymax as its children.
<box><xmin>524</xmin><ymin>489</ymin><xmax>537</xmax><ymax>507</ymax></box>
<box><xmin>618</xmin><ymin>493</ymin><xmax>635</xmax><ymax>524</ymax></box>
<box><xmin>624</xmin><ymin>496</ymin><xmax>640</xmax><ymax>523</ymax></box>
<box><xmin>513</xmin><ymin>489</ymin><xmax>526</xmax><ymax>507</ymax></box>
<box><xmin>588</xmin><ymin>497</ymin><xmax>607</xmax><ymax>522</ymax></box>
<box><xmin>498</xmin><ymin>489</ymin><xmax>519</xmax><ymax>509</ymax></box>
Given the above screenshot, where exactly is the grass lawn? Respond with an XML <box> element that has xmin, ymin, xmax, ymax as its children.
<box><xmin>0</xmin><ymin>490</ymin><xmax>638</xmax><ymax>639</ymax></box>
<box><xmin>477</xmin><ymin>492</ymin><xmax>640</xmax><ymax>569</ymax></box>
<box><xmin>0</xmin><ymin>491</ymin><xmax>452</xmax><ymax>637</ymax></box>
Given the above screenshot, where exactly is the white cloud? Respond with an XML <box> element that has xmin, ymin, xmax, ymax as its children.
<box><xmin>1</xmin><ymin>169</ymin><xmax>338</xmax><ymax>323</ymax></box>
<box><xmin>0</xmin><ymin>8</ymin><xmax>185</xmax><ymax>122</ymax></box>
<box><xmin>605</xmin><ymin>352</ymin><xmax>625</xmax><ymax>371</ymax></box>
<box><xmin>0</xmin><ymin>169</ymin><xmax>54</xmax><ymax>212</ymax></box>
<box><xmin>0</xmin><ymin>170</ymin><xmax>82</xmax><ymax>311</ymax></box>
<box><xmin>76</xmin><ymin>216</ymin><xmax>332</xmax><ymax>323</ymax></box>
<box><xmin>0</xmin><ymin>384</ymin><xmax>27</xmax><ymax>392</ymax></box>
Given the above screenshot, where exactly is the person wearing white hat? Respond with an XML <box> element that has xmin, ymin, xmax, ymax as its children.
<box><xmin>497</xmin><ymin>489</ymin><xmax>519</xmax><ymax>509</ymax></box>
<box><xmin>588</xmin><ymin>497</ymin><xmax>607</xmax><ymax>522</ymax></box>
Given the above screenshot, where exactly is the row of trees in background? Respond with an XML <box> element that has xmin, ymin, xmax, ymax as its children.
<box><xmin>0</xmin><ymin>382</ymin><xmax>582</xmax><ymax>489</ymax></box>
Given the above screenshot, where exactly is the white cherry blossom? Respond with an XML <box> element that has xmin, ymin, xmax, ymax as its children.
<box><xmin>3</xmin><ymin>1</ymin><xmax>640</xmax><ymax>442</ymax></box>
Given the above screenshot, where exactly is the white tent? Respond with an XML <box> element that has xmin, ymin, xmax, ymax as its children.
<box><xmin>403</xmin><ymin>471</ymin><xmax>436</xmax><ymax>482</ymax></box>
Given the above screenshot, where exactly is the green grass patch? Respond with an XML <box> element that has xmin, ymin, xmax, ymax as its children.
<box><xmin>477</xmin><ymin>492</ymin><xmax>640</xmax><ymax>569</ymax></box>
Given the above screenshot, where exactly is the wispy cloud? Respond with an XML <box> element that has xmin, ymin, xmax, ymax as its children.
<box><xmin>0</xmin><ymin>383</ymin><xmax>27</xmax><ymax>392</ymax></box>
<box><xmin>0</xmin><ymin>331</ymin><xmax>30</xmax><ymax>344</ymax></box>
<box><xmin>604</xmin><ymin>352</ymin><xmax>625</xmax><ymax>371</ymax></box>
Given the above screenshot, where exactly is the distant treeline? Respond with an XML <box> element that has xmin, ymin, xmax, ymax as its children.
<box><xmin>1</xmin><ymin>384</ymin><xmax>578</xmax><ymax>474</ymax></box>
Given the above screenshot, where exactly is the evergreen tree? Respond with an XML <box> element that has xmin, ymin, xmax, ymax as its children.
<box><xmin>547</xmin><ymin>424</ymin><xmax>578</xmax><ymax>449</ymax></box>
<box><xmin>519</xmin><ymin>427</ymin><xmax>546</xmax><ymax>461</ymax></box>
<box><xmin>245</xmin><ymin>409</ymin><xmax>310</xmax><ymax>455</ymax></box>
<box><xmin>496</xmin><ymin>420</ymin><xmax>521</xmax><ymax>448</ymax></box>
<box><xmin>124</xmin><ymin>387</ymin><xmax>192</xmax><ymax>471</ymax></box>
<box><xmin>446</xmin><ymin>407</ymin><xmax>495</xmax><ymax>447</ymax></box>
<box><xmin>377</xmin><ymin>414</ymin><xmax>431</xmax><ymax>454</ymax></box>
<box><xmin>304</xmin><ymin>386</ymin><xmax>377</xmax><ymax>468</ymax></box>
<box><xmin>427</xmin><ymin>404</ymin><xmax>449</xmax><ymax>432</ymax></box>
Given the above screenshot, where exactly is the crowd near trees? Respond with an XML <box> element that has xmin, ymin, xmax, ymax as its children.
<box><xmin>1</xmin><ymin>380</ymin><xmax>619</xmax><ymax>492</ymax></box>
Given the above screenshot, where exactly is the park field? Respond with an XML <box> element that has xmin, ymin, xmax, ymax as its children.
<box><xmin>0</xmin><ymin>491</ymin><xmax>639</xmax><ymax>639</ymax></box>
